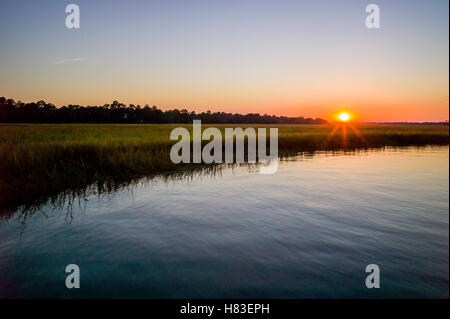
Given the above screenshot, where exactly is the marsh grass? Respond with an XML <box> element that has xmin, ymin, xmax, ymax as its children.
<box><xmin>0</xmin><ymin>123</ymin><xmax>448</xmax><ymax>212</ymax></box>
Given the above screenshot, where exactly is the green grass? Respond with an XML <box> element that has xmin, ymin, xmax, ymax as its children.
<box><xmin>0</xmin><ymin>123</ymin><xmax>448</xmax><ymax>211</ymax></box>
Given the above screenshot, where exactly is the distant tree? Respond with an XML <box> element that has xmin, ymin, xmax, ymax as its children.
<box><xmin>0</xmin><ymin>97</ymin><xmax>329</xmax><ymax>124</ymax></box>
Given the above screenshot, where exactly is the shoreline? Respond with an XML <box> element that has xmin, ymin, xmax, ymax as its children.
<box><xmin>0</xmin><ymin>123</ymin><xmax>448</xmax><ymax>213</ymax></box>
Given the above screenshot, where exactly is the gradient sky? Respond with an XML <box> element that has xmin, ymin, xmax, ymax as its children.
<box><xmin>0</xmin><ymin>0</ymin><xmax>448</xmax><ymax>121</ymax></box>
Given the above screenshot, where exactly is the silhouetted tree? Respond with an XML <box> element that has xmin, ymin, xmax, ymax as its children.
<box><xmin>0</xmin><ymin>97</ymin><xmax>329</xmax><ymax>124</ymax></box>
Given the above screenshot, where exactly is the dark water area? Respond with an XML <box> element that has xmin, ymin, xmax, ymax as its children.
<box><xmin>0</xmin><ymin>146</ymin><xmax>448</xmax><ymax>298</ymax></box>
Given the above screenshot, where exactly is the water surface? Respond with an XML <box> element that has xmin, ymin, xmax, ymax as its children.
<box><xmin>0</xmin><ymin>146</ymin><xmax>448</xmax><ymax>298</ymax></box>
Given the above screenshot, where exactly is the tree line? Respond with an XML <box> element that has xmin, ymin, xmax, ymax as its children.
<box><xmin>0</xmin><ymin>97</ymin><xmax>327</xmax><ymax>124</ymax></box>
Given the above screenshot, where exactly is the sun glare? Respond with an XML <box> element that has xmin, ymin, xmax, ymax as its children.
<box><xmin>327</xmin><ymin>111</ymin><xmax>366</xmax><ymax>149</ymax></box>
<box><xmin>338</xmin><ymin>112</ymin><xmax>351</xmax><ymax>122</ymax></box>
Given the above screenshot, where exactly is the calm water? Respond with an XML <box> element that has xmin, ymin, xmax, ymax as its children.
<box><xmin>0</xmin><ymin>146</ymin><xmax>448</xmax><ymax>298</ymax></box>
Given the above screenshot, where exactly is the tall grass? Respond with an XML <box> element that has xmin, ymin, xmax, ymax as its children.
<box><xmin>0</xmin><ymin>123</ymin><xmax>448</xmax><ymax>211</ymax></box>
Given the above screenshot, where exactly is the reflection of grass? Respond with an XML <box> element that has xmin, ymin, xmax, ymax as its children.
<box><xmin>0</xmin><ymin>123</ymin><xmax>448</xmax><ymax>211</ymax></box>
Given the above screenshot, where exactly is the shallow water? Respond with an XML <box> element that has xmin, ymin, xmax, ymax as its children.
<box><xmin>0</xmin><ymin>146</ymin><xmax>448</xmax><ymax>298</ymax></box>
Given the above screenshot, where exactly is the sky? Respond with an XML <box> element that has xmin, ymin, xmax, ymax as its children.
<box><xmin>0</xmin><ymin>0</ymin><xmax>448</xmax><ymax>122</ymax></box>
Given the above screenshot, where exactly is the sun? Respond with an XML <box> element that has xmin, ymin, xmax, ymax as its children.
<box><xmin>338</xmin><ymin>112</ymin><xmax>351</xmax><ymax>122</ymax></box>
<box><xmin>327</xmin><ymin>111</ymin><xmax>366</xmax><ymax>149</ymax></box>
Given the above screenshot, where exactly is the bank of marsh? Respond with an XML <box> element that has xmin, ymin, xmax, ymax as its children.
<box><xmin>0</xmin><ymin>123</ymin><xmax>448</xmax><ymax>211</ymax></box>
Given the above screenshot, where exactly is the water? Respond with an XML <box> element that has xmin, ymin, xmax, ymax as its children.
<box><xmin>0</xmin><ymin>146</ymin><xmax>448</xmax><ymax>298</ymax></box>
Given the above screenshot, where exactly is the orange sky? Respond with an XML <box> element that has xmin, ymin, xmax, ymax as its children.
<box><xmin>1</xmin><ymin>0</ymin><xmax>449</xmax><ymax>122</ymax></box>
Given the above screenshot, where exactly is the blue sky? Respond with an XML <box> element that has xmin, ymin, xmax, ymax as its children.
<box><xmin>0</xmin><ymin>0</ymin><xmax>448</xmax><ymax>121</ymax></box>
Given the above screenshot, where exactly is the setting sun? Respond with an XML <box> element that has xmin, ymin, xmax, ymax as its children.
<box><xmin>338</xmin><ymin>112</ymin><xmax>351</xmax><ymax>122</ymax></box>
